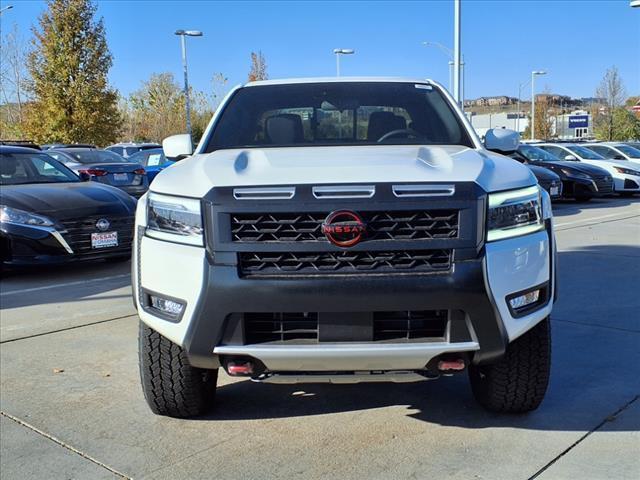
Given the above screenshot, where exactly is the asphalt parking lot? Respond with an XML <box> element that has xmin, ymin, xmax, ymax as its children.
<box><xmin>1</xmin><ymin>197</ymin><xmax>639</xmax><ymax>480</ymax></box>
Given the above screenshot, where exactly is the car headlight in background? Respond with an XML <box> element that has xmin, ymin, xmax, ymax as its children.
<box><xmin>487</xmin><ymin>186</ymin><xmax>544</xmax><ymax>242</ymax></box>
<box><xmin>145</xmin><ymin>193</ymin><xmax>203</xmax><ymax>246</ymax></box>
<box><xmin>613</xmin><ymin>166</ymin><xmax>640</xmax><ymax>176</ymax></box>
<box><xmin>0</xmin><ymin>205</ymin><xmax>55</xmax><ymax>227</ymax></box>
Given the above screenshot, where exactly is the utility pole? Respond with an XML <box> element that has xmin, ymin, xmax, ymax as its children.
<box><xmin>453</xmin><ymin>0</ymin><xmax>462</xmax><ymax>105</ymax></box>
<box><xmin>174</xmin><ymin>29</ymin><xmax>203</xmax><ymax>139</ymax></box>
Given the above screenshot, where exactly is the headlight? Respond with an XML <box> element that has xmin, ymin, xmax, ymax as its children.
<box><xmin>560</xmin><ymin>168</ymin><xmax>590</xmax><ymax>179</ymax></box>
<box><xmin>487</xmin><ymin>186</ymin><xmax>544</xmax><ymax>242</ymax></box>
<box><xmin>0</xmin><ymin>205</ymin><xmax>54</xmax><ymax>227</ymax></box>
<box><xmin>613</xmin><ymin>166</ymin><xmax>640</xmax><ymax>176</ymax></box>
<box><xmin>146</xmin><ymin>193</ymin><xmax>203</xmax><ymax>246</ymax></box>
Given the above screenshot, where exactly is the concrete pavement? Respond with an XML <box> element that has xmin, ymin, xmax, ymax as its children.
<box><xmin>1</xmin><ymin>197</ymin><xmax>639</xmax><ymax>479</ymax></box>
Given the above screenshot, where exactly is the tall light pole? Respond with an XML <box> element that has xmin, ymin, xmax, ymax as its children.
<box><xmin>175</xmin><ymin>29</ymin><xmax>203</xmax><ymax>138</ymax></box>
<box><xmin>530</xmin><ymin>70</ymin><xmax>547</xmax><ymax>140</ymax></box>
<box><xmin>0</xmin><ymin>5</ymin><xmax>13</xmax><ymax>14</ymax></box>
<box><xmin>453</xmin><ymin>0</ymin><xmax>462</xmax><ymax>106</ymax></box>
<box><xmin>333</xmin><ymin>48</ymin><xmax>355</xmax><ymax>76</ymax></box>
<box><xmin>422</xmin><ymin>41</ymin><xmax>465</xmax><ymax>107</ymax></box>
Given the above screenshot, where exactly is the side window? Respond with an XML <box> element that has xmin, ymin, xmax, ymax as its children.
<box><xmin>109</xmin><ymin>147</ymin><xmax>124</xmax><ymax>155</ymax></box>
<box><xmin>32</xmin><ymin>157</ymin><xmax>70</xmax><ymax>178</ymax></box>
<box><xmin>541</xmin><ymin>146</ymin><xmax>564</xmax><ymax>158</ymax></box>
<box><xmin>47</xmin><ymin>152</ymin><xmax>67</xmax><ymax>163</ymax></box>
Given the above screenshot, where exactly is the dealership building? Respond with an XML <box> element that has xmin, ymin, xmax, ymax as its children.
<box><xmin>468</xmin><ymin>110</ymin><xmax>593</xmax><ymax>140</ymax></box>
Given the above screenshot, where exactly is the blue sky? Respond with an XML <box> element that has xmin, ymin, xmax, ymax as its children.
<box><xmin>2</xmin><ymin>0</ymin><xmax>639</xmax><ymax>102</ymax></box>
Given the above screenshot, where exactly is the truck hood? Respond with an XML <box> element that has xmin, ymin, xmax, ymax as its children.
<box><xmin>151</xmin><ymin>145</ymin><xmax>536</xmax><ymax>197</ymax></box>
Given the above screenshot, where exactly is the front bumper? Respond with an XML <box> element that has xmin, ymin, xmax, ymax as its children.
<box><xmin>1</xmin><ymin>220</ymin><xmax>132</xmax><ymax>265</ymax></box>
<box><xmin>135</xmin><ymin>227</ymin><xmax>554</xmax><ymax>371</ymax></box>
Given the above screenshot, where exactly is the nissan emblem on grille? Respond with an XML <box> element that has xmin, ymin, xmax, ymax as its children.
<box><xmin>96</xmin><ymin>218</ymin><xmax>111</xmax><ymax>231</ymax></box>
<box><xmin>321</xmin><ymin>210</ymin><xmax>366</xmax><ymax>247</ymax></box>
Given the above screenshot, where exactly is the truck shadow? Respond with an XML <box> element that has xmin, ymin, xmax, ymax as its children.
<box><xmin>198</xmin><ymin>243</ymin><xmax>640</xmax><ymax>430</ymax></box>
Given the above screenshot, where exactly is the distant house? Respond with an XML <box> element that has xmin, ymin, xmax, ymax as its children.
<box><xmin>465</xmin><ymin>96</ymin><xmax>517</xmax><ymax>107</ymax></box>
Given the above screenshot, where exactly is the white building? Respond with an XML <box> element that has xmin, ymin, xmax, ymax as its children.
<box><xmin>468</xmin><ymin>110</ymin><xmax>592</xmax><ymax>140</ymax></box>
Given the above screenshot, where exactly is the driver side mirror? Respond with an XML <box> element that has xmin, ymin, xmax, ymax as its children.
<box><xmin>78</xmin><ymin>171</ymin><xmax>91</xmax><ymax>182</ymax></box>
<box><xmin>613</xmin><ymin>155</ymin><xmax>625</xmax><ymax>160</ymax></box>
<box><xmin>163</xmin><ymin>134</ymin><xmax>193</xmax><ymax>160</ymax></box>
<box><xmin>484</xmin><ymin>128</ymin><xmax>520</xmax><ymax>154</ymax></box>
<box><xmin>564</xmin><ymin>154</ymin><xmax>577</xmax><ymax>161</ymax></box>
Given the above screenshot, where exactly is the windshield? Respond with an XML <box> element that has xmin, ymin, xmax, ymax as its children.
<box><xmin>519</xmin><ymin>145</ymin><xmax>560</xmax><ymax>162</ymax></box>
<box><xmin>567</xmin><ymin>145</ymin><xmax>605</xmax><ymax>160</ymax></box>
<box><xmin>616</xmin><ymin>145</ymin><xmax>640</xmax><ymax>158</ymax></box>
<box><xmin>0</xmin><ymin>152</ymin><xmax>80</xmax><ymax>185</ymax></box>
<box><xmin>204</xmin><ymin>82</ymin><xmax>473</xmax><ymax>152</ymax></box>
<box><xmin>57</xmin><ymin>149</ymin><xmax>128</xmax><ymax>164</ymax></box>
<box><xmin>129</xmin><ymin>149</ymin><xmax>170</xmax><ymax>167</ymax></box>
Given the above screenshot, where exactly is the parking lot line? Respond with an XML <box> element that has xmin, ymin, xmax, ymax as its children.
<box><xmin>0</xmin><ymin>411</ymin><xmax>131</xmax><ymax>479</ymax></box>
<box><xmin>555</xmin><ymin>211</ymin><xmax>640</xmax><ymax>228</ymax></box>
<box><xmin>0</xmin><ymin>274</ymin><xmax>131</xmax><ymax>297</ymax></box>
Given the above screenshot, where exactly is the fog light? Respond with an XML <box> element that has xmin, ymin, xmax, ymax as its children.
<box><xmin>149</xmin><ymin>295</ymin><xmax>184</xmax><ymax>318</ymax></box>
<box><xmin>509</xmin><ymin>290</ymin><xmax>540</xmax><ymax>310</ymax></box>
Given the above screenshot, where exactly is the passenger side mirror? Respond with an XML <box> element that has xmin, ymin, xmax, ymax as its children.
<box><xmin>564</xmin><ymin>154</ymin><xmax>577</xmax><ymax>161</ymax></box>
<box><xmin>483</xmin><ymin>128</ymin><xmax>520</xmax><ymax>154</ymax></box>
<box><xmin>162</xmin><ymin>134</ymin><xmax>193</xmax><ymax>160</ymax></box>
<box><xmin>78</xmin><ymin>171</ymin><xmax>91</xmax><ymax>182</ymax></box>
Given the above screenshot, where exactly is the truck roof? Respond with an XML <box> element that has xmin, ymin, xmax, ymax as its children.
<box><xmin>244</xmin><ymin>76</ymin><xmax>436</xmax><ymax>87</ymax></box>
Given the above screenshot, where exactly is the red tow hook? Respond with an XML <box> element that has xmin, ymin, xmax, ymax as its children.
<box><xmin>227</xmin><ymin>361</ymin><xmax>254</xmax><ymax>376</ymax></box>
<box><xmin>437</xmin><ymin>358</ymin><xmax>466</xmax><ymax>372</ymax></box>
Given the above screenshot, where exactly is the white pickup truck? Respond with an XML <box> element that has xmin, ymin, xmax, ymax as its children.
<box><xmin>133</xmin><ymin>77</ymin><xmax>556</xmax><ymax>418</ymax></box>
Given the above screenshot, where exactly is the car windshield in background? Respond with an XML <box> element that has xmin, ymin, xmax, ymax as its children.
<box><xmin>519</xmin><ymin>145</ymin><xmax>559</xmax><ymax>162</ymax></box>
<box><xmin>616</xmin><ymin>145</ymin><xmax>640</xmax><ymax>158</ymax></box>
<box><xmin>204</xmin><ymin>82</ymin><xmax>473</xmax><ymax>152</ymax></box>
<box><xmin>0</xmin><ymin>152</ymin><xmax>80</xmax><ymax>185</ymax></box>
<box><xmin>59</xmin><ymin>149</ymin><xmax>128</xmax><ymax>164</ymax></box>
<box><xmin>129</xmin><ymin>149</ymin><xmax>171</xmax><ymax>167</ymax></box>
<box><xmin>568</xmin><ymin>145</ymin><xmax>605</xmax><ymax>160</ymax></box>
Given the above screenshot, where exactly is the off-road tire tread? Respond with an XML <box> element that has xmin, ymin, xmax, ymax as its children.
<box><xmin>139</xmin><ymin>322</ymin><xmax>217</xmax><ymax>418</ymax></box>
<box><xmin>469</xmin><ymin>317</ymin><xmax>551</xmax><ymax>413</ymax></box>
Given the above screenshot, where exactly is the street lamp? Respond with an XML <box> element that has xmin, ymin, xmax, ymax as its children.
<box><xmin>175</xmin><ymin>29</ymin><xmax>203</xmax><ymax>139</ymax></box>
<box><xmin>530</xmin><ymin>70</ymin><xmax>547</xmax><ymax>140</ymax></box>
<box><xmin>333</xmin><ymin>48</ymin><xmax>354</xmax><ymax>76</ymax></box>
<box><xmin>0</xmin><ymin>5</ymin><xmax>13</xmax><ymax>14</ymax></box>
<box><xmin>422</xmin><ymin>41</ymin><xmax>465</xmax><ymax>104</ymax></box>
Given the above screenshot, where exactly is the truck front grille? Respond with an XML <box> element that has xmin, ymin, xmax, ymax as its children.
<box><xmin>373</xmin><ymin>310</ymin><xmax>448</xmax><ymax>341</ymax></box>
<box><xmin>239</xmin><ymin>249</ymin><xmax>452</xmax><ymax>276</ymax></box>
<box><xmin>245</xmin><ymin>312</ymin><xmax>319</xmax><ymax>344</ymax></box>
<box><xmin>231</xmin><ymin>210</ymin><xmax>459</xmax><ymax>243</ymax></box>
<box><xmin>241</xmin><ymin>310</ymin><xmax>448</xmax><ymax>344</ymax></box>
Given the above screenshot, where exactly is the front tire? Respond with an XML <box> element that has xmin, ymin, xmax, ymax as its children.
<box><xmin>469</xmin><ymin>317</ymin><xmax>551</xmax><ymax>413</ymax></box>
<box><xmin>139</xmin><ymin>322</ymin><xmax>217</xmax><ymax>418</ymax></box>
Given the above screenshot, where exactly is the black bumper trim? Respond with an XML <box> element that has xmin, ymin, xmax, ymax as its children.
<box><xmin>182</xmin><ymin>257</ymin><xmax>509</xmax><ymax>369</ymax></box>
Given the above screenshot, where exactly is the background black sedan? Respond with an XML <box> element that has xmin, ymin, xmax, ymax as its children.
<box><xmin>513</xmin><ymin>144</ymin><xmax>613</xmax><ymax>201</ymax></box>
<box><xmin>1</xmin><ymin>146</ymin><xmax>137</xmax><ymax>266</ymax></box>
<box><xmin>47</xmin><ymin>148</ymin><xmax>149</xmax><ymax>198</ymax></box>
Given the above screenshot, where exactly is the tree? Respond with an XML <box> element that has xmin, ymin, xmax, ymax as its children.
<box><xmin>125</xmin><ymin>73</ymin><xmax>185</xmax><ymax>142</ymax></box>
<box><xmin>522</xmin><ymin>90</ymin><xmax>554</xmax><ymax>140</ymax></box>
<box><xmin>0</xmin><ymin>24</ymin><xmax>31</xmax><ymax>138</ymax></box>
<box><xmin>248</xmin><ymin>51</ymin><xmax>268</xmax><ymax>82</ymax></box>
<box><xmin>607</xmin><ymin>107</ymin><xmax>640</xmax><ymax>141</ymax></box>
<box><xmin>25</xmin><ymin>0</ymin><xmax>120</xmax><ymax>145</ymax></box>
<box><xmin>119</xmin><ymin>72</ymin><xmax>214</xmax><ymax>143</ymax></box>
<box><xmin>593</xmin><ymin>66</ymin><xmax>626</xmax><ymax>141</ymax></box>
